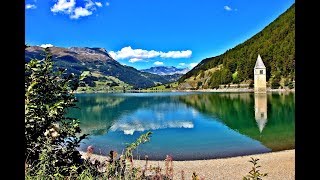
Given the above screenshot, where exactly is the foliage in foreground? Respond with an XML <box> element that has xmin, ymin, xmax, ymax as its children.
<box><xmin>25</xmin><ymin>49</ymin><xmax>87</xmax><ymax>176</ymax></box>
<box><xmin>25</xmin><ymin>131</ymin><xmax>162</xmax><ymax>179</ymax></box>
<box><xmin>24</xmin><ymin>49</ymin><xmax>164</xmax><ymax>179</ymax></box>
<box><xmin>243</xmin><ymin>157</ymin><xmax>268</xmax><ymax>180</ymax></box>
<box><xmin>27</xmin><ymin>147</ymin><xmax>270</xmax><ymax>180</ymax></box>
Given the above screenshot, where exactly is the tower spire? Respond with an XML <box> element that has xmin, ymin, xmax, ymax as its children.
<box><xmin>255</xmin><ymin>54</ymin><xmax>266</xmax><ymax>69</ymax></box>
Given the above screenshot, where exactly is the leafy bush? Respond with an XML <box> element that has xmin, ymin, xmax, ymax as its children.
<box><xmin>25</xmin><ymin>49</ymin><xmax>87</xmax><ymax>176</ymax></box>
<box><xmin>26</xmin><ymin>131</ymin><xmax>154</xmax><ymax>179</ymax></box>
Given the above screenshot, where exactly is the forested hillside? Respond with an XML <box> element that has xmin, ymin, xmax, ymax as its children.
<box><xmin>179</xmin><ymin>4</ymin><xmax>295</xmax><ymax>89</ymax></box>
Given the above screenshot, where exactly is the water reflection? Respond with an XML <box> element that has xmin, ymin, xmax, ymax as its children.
<box><xmin>110</xmin><ymin>120</ymin><xmax>194</xmax><ymax>135</ymax></box>
<box><xmin>254</xmin><ymin>93</ymin><xmax>268</xmax><ymax>133</ymax></box>
<box><xmin>69</xmin><ymin>92</ymin><xmax>294</xmax><ymax>159</ymax></box>
<box><xmin>69</xmin><ymin>93</ymin><xmax>197</xmax><ymax>135</ymax></box>
<box><xmin>108</xmin><ymin>101</ymin><xmax>195</xmax><ymax>135</ymax></box>
<box><xmin>178</xmin><ymin>92</ymin><xmax>295</xmax><ymax>151</ymax></box>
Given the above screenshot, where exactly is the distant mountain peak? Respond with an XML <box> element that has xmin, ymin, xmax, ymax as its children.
<box><xmin>25</xmin><ymin>46</ymin><xmax>116</xmax><ymax>63</ymax></box>
<box><xmin>141</xmin><ymin>66</ymin><xmax>190</xmax><ymax>75</ymax></box>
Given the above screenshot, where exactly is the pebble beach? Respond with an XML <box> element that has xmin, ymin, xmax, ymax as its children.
<box><xmin>81</xmin><ymin>149</ymin><xmax>295</xmax><ymax>180</ymax></box>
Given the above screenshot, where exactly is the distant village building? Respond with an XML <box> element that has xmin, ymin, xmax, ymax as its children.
<box><xmin>254</xmin><ymin>54</ymin><xmax>267</xmax><ymax>93</ymax></box>
<box><xmin>254</xmin><ymin>93</ymin><xmax>268</xmax><ymax>133</ymax></box>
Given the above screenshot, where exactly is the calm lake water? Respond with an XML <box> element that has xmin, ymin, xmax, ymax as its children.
<box><xmin>69</xmin><ymin>92</ymin><xmax>295</xmax><ymax>160</ymax></box>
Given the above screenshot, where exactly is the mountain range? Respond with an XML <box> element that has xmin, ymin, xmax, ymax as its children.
<box><xmin>25</xmin><ymin>46</ymin><xmax>186</xmax><ymax>89</ymax></box>
<box><xmin>140</xmin><ymin>66</ymin><xmax>189</xmax><ymax>75</ymax></box>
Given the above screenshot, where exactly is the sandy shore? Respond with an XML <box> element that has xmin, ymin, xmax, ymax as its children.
<box><xmin>81</xmin><ymin>149</ymin><xmax>295</xmax><ymax>180</ymax></box>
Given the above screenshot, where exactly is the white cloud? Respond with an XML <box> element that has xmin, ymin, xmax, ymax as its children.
<box><xmin>189</xmin><ymin>63</ymin><xmax>198</xmax><ymax>69</ymax></box>
<box><xmin>85</xmin><ymin>0</ymin><xmax>95</xmax><ymax>9</ymax></box>
<box><xmin>105</xmin><ymin>2</ymin><xmax>110</xmax><ymax>6</ymax></box>
<box><xmin>178</xmin><ymin>62</ymin><xmax>198</xmax><ymax>69</ymax></box>
<box><xmin>70</xmin><ymin>7</ymin><xmax>93</xmax><ymax>19</ymax></box>
<box><xmin>95</xmin><ymin>2</ymin><xmax>102</xmax><ymax>7</ymax></box>
<box><xmin>129</xmin><ymin>58</ymin><xmax>143</xmax><ymax>63</ymax></box>
<box><xmin>26</xmin><ymin>4</ymin><xmax>36</xmax><ymax>9</ymax></box>
<box><xmin>108</xmin><ymin>51</ymin><xmax>117</xmax><ymax>59</ymax></box>
<box><xmin>51</xmin><ymin>0</ymin><xmax>76</xmax><ymax>14</ymax></box>
<box><xmin>51</xmin><ymin>0</ymin><xmax>103</xmax><ymax>19</ymax></box>
<box><xmin>154</xmin><ymin>61</ymin><xmax>164</xmax><ymax>66</ymax></box>
<box><xmin>109</xmin><ymin>46</ymin><xmax>192</xmax><ymax>63</ymax></box>
<box><xmin>39</xmin><ymin>44</ymin><xmax>54</xmax><ymax>48</ymax></box>
<box><xmin>224</xmin><ymin>5</ymin><xmax>232</xmax><ymax>11</ymax></box>
<box><xmin>160</xmin><ymin>50</ymin><xmax>192</xmax><ymax>58</ymax></box>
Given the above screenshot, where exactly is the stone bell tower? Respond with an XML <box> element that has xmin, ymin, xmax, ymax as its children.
<box><xmin>254</xmin><ymin>54</ymin><xmax>267</xmax><ymax>93</ymax></box>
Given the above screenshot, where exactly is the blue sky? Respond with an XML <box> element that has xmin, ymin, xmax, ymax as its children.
<box><xmin>25</xmin><ymin>0</ymin><xmax>295</xmax><ymax>70</ymax></box>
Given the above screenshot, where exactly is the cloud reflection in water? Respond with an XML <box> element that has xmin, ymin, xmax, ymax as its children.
<box><xmin>110</xmin><ymin>120</ymin><xmax>194</xmax><ymax>135</ymax></box>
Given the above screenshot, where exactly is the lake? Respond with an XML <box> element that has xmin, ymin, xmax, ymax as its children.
<box><xmin>69</xmin><ymin>92</ymin><xmax>295</xmax><ymax>160</ymax></box>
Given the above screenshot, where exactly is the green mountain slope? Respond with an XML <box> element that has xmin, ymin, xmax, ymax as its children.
<box><xmin>179</xmin><ymin>4</ymin><xmax>295</xmax><ymax>89</ymax></box>
<box><xmin>25</xmin><ymin>46</ymin><xmax>170</xmax><ymax>89</ymax></box>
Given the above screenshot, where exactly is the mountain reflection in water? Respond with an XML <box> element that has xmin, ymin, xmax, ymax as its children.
<box><xmin>68</xmin><ymin>92</ymin><xmax>294</xmax><ymax>160</ymax></box>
